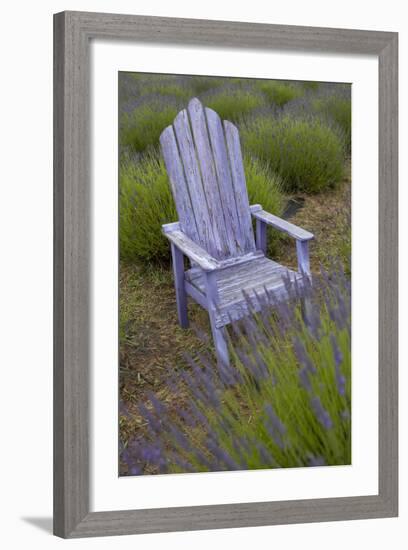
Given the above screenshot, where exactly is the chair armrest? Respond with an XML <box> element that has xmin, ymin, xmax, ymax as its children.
<box><xmin>163</xmin><ymin>228</ymin><xmax>220</xmax><ymax>272</ymax></box>
<box><xmin>250</xmin><ymin>204</ymin><xmax>314</xmax><ymax>242</ymax></box>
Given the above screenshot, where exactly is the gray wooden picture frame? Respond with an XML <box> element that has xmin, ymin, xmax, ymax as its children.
<box><xmin>53</xmin><ymin>10</ymin><xmax>398</xmax><ymax>538</ymax></box>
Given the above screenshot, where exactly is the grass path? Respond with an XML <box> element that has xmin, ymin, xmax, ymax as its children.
<box><xmin>275</xmin><ymin>167</ymin><xmax>351</xmax><ymax>274</ymax></box>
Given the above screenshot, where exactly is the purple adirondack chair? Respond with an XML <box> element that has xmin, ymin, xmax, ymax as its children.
<box><xmin>160</xmin><ymin>98</ymin><xmax>314</xmax><ymax>365</ymax></box>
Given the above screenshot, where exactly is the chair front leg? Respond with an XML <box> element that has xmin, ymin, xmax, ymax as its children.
<box><xmin>296</xmin><ymin>240</ymin><xmax>314</xmax><ymax>327</ymax></box>
<box><xmin>170</xmin><ymin>242</ymin><xmax>189</xmax><ymax>329</ymax></box>
<box><xmin>256</xmin><ymin>218</ymin><xmax>267</xmax><ymax>254</ymax></box>
<box><xmin>204</xmin><ymin>271</ymin><xmax>229</xmax><ymax>366</ymax></box>
<box><xmin>296</xmin><ymin>240</ymin><xmax>311</xmax><ymax>276</ymax></box>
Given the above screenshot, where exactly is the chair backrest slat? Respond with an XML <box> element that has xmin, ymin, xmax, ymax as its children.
<box><xmin>223</xmin><ymin>120</ymin><xmax>256</xmax><ymax>253</ymax></box>
<box><xmin>173</xmin><ymin>107</ymin><xmax>219</xmax><ymax>257</ymax></box>
<box><xmin>160</xmin><ymin>97</ymin><xmax>256</xmax><ymax>261</ymax></box>
<box><xmin>159</xmin><ymin>124</ymin><xmax>201</xmax><ymax>244</ymax></box>
<box><xmin>205</xmin><ymin>106</ymin><xmax>244</xmax><ymax>256</ymax></box>
<box><xmin>186</xmin><ymin>99</ymin><xmax>238</xmax><ymax>258</ymax></box>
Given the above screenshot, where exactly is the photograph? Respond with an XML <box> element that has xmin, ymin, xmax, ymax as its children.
<box><xmin>118</xmin><ymin>72</ymin><xmax>352</xmax><ymax>476</ymax></box>
<box><xmin>1</xmin><ymin>0</ymin><xmax>401</xmax><ymax>544</ymax></box>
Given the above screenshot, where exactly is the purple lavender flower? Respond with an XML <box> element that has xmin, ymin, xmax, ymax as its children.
<box><xmin>255</xmin><ymin>442</ymin><xmax>278</xmax><ymax>468</ymax></box>
<box><xmin>310</xmin><ymin>397</ymin><xmax>333</xmax><ymax>430</ymax></box>
<box><xmin>265</xmin><ymin>404</ymin><xmax>286</xmax><ymax>435</ymax></box>
<box><xmin>299</xmin><ymin>366</ymin><xmax>312</xmax><ymax>392</ymax></box>
<box><xmin>168</xmin><ymin>424</ymin><xmax>192</xmax><ymax>452</ymax></box>
<box><xmin>176</xmin><ymin>405</ymin><xmax>198</xmax><ymax>428</ymax></box>
<box><xmin>293</xmin><ymin>336</ymin><xmax>316</xmax><ymax>374</ymax></box>
<box><xmin>330</xmin><ymin>333</ymin><xmax>343</xmax><ymax>367</ymax></box>
<box><xmin>140</xmin><ymin>443</ymin><xmax>162</xmax><ymax>464</ymax></box>
<box><xmin>336</xmin><ymin>373</ymin><xmax>346</xmax><ymax>396</ymax></box>
<box><xmin>138</xmin><ymin>402</ymin><xmax>162</xmax><ymax>433</ymax></box>
<box><xmin>330</xmin><ymin>333</ymin><xmax>346</xmax><ymax>396</ymax></box>
<box><xmin>264</xmin><ymin>404</ymin><xmax>286</xmax><ymax>449</ymax></box>
<box><xmin>308</xmin><ymin>455</ymin><xmax>326</xmax><ymax>467</ymax></box>
<box><xmin>304</xmin><ymin>302</ymin><xmax>322</xmax><ymax>340</ymax></box>
<box><xmin>206</xmin><ymin>438</ymin><xmax>241</xmax><ymax>470</ymax></box>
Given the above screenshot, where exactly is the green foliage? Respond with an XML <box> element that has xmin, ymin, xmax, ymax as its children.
<box><xmin>257</xmin><ymin>80</ymin><xmax>303</xmax><ymax>107</ymax></box>
<box><xmin>205</xmin><ymin>89</ymin><xmax>265</xmax><ymax>122</ymax></box>
<box><xmin>313</xmin><ymin>96</ymin><xmax>351</xmax><ymax>151</ymax></box>
<box><xmin>212</xmin><ymin>272</ymin><xmax>351</xmax><ymax>469</ymax></box>
<box><xmin>243</xmin><ymin>156</ymin><xmax>284</xmax><ymax>253</ymax></box>
<box><xmin>190</xmin><ymin>76</ymin><xmax>253</xmax><ymax>95</ymax></box>
<box><xmin>119</xmin><ymin>153</ymin><xmax>178</xmax><ymax>263</ymax></box>
<box><xmin>119</xmin><ymin>153</ymin><xmax>284</xmax><ymax>264</ymax></box>
<box><xmin>242</xmin><ymin>115</ymin><xmax>345</xmax><ymax>193</ymax></box>
<box><xmin>137</xmin><ymin>77</ymin><xmax>193</xmax><ymax>102</ymax></box>
<box><xmin>190</xmin><ymin>76</ymin><xmax>225</xmax><ymax>95</ymax></box>
<box><xmin>120</xmin><ymin>103</ymin><xmax>178</xmax><ymax>153</ymax></box>
<box><xmin>300</xmin><ymin>80</ymin><xmax>320</xmax><ymax>91</ymax></box>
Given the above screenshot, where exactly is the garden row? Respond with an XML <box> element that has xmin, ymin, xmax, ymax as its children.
<box><xmin>119</xmin><ymin>73</ymin><xmax>351</xmax><ymax>264</ymax></box>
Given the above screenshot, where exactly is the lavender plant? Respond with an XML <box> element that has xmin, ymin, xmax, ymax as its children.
<box><xmin>203</xmin><ymin>86</ymin><xmax>266</xmax><ymax>122</ymax></box>
<box><xmin>313</xmin><ymin>95</ymin><xmax>351</xmax><ymax>152</ymax></box>
<box><xmin>256</xmin><ymin>80</ymin><xmax>304</xmax><ymax>107</ymax></box>
<box><xmin>119</xmin><ymin>153</ymin><xmax>284</xmax><ymax>263</ymax></box>
<box><xmin>120</xmin><ymin>264</ymin><xmax>351</xmax><ymax>474</ymax></box>
<box><xmin>120</xmin><ymin>98</ymin><xmax>180</xmax><ymax>153</ymax></box>
<box><xmin>242</xmin><ymin>114</ymin><xmax>345</xmax><ymax>193</ymax></box>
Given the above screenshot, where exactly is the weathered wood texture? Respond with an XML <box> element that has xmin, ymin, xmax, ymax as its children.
<box><xmin>54</xmin><ymin>10</ymin><xmax>398</xmax><ymax>538</ymax></box>
<box><xmin>164</xmin><ymin>229</ymin><xmax>220</xmax><ymax>271</ymax></box>
<box><xmin>161</xmin><ymin>98</ymin><xmax>256</xmax><ymax>259</ymax></box>
<box><xmin>186</xmin><ymin>257</ymin><xmax>303</xmax><ymax>327</ymax></box>
<box><xmin>251</xmin><ymin>205</ymin><xmax>314</xmax><ymax>241</ymax></box>
<box><xmin>171</xmin><ymin>243</ymin><xmax>189</xmax><ymax>328</ymax></box>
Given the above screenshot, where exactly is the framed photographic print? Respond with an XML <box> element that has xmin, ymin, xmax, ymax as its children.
<box><xmin>53</xmin><ymin>11</ymin><xmax>398</xmax><ymax>538</ymax></box>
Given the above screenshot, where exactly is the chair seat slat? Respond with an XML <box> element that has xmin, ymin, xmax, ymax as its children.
<box><xmin>185</xmin><ymin>257</ymin><xmax>303</xmax><ymax>328</ymax></box>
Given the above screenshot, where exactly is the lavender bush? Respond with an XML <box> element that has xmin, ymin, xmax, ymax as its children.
<box><xmin>121</xmin><ymin>263</ymin><xmax>351</xmax><ymax>475</ymax></box>
<box><xmin>313</xmin><ymin>95</ymin><xmax>351</xmax><ymax>152</ymax></box>
<box><xmin>120</xmin><ymin>97</ymin><xmax>181</xmax><ymax>154</ymax></box>
<box><xmin>120</xmin><ymin>152</ymin><xmax>284</xmax><ymax>263</ymax></box>
<box><xmin>203</xmin><ymin>86</ymin><xmax>266</xmax><ymax>122</ymax></box>
<box><xmin>256</xmin><ymin>80</ymin><xmax>304</xmax><ymax>107</ymax></box>
<box><xmin>241</xmin><ymin>114</ymin><xmax>345</xmax><ymax>193</ymax></box>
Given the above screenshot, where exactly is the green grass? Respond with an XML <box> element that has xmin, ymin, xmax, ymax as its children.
<box><xmin>120</xmin><ymin>102</ymin><xmax>179</xmax><ymax>153</ymax></box>
<box><xmin>242</xmin><ymin>115</ymin><xmax>345</xmax><ymax>193</ymax></box>
<box><xmin>256</xmin><ymin>80</ymin><xmax>303</xmax><ymax>107</ymax></box>
<box><xmin>119</xmin><ymin>153</ymin><xmax>284</xmax><ymax>264</ymax></box>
